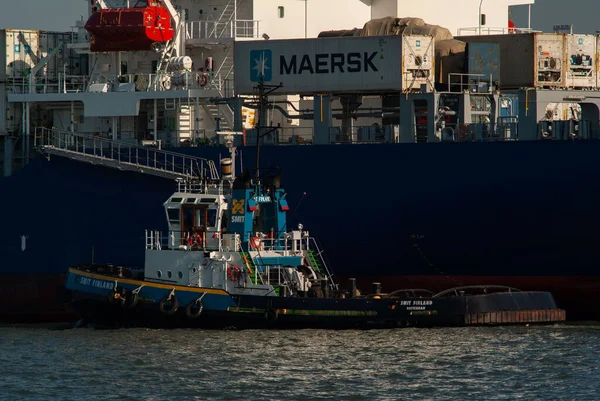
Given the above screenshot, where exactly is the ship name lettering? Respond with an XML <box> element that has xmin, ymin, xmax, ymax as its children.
<box><xmin>399</xmin><ymin>300</ymin><xmax>433</xmax><ymax>306</ymax></box>
<box><xmin>280</xmin><ymin>52</ymin><xmax>378</xmax><ymax>75</ymax></box>
<box><xmin>91</xmin><ymin>279</ymin><xmax>113</xmax><ymax>289</ymax></box>
<box><xmin>79</xmin><ymin>277</ymin><xmax>92</xmax><ymax>286</ymax></box>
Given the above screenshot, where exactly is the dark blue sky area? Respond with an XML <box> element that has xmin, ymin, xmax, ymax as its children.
<box><xmin>0</xmin><ymin>0</ymin><xmax>597</xmax><ymax>33</ymax></box>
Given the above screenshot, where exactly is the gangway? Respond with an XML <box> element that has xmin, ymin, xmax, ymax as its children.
<box><xmin>34</xmin><ymin>127</ymin><xmax>219</xmax><ymax>181</ymax></box>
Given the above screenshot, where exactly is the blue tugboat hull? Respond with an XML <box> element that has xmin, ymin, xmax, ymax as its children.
<box><xmin>65</xmin><ymin>267</ymin><xmax>565</xmax><ymax>329</ymax></box>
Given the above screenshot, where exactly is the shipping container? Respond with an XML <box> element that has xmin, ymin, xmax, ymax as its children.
<box><xmin>1</xmin><ymin>29</ymin><xmax>88</xmax><ymax>86</ymax></box>
<box><xmin>2</xmin><ymin>29</ymin><xmax>40</xmax><ymax>79</ymax></box>
<box><xmin>234</xmin><ymin>35</ymin><xmax>434</xmax><ymax>95</ymax></box>
<box><xmin>565</xmin><ymin>34</ymin><xmax>596</xmax><ymax>88</ymax></box>
<box><xmin>458</xmin><ymin>33</ymin><xmax>566</xmax><ymax>89</ymax></box>
<box><xmin>467</xmin><ymin>42</ymin><xmax>500</xmax><ymax>83</ymax></box>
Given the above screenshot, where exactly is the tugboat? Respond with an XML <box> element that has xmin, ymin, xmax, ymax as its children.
<box><xmin>65</xmin><ymin>82</ymin><xmax>566</xmax><ymax>330</ymax></box>
<box><xmin>65</xmin><ymin>130</ymin><xmax>566</xmax><ymax>329</ymax></box>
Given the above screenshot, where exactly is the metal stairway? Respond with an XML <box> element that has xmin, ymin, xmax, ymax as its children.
<box><xmin>34</xmin><ymin>127</ymin><xmax>219</xmax><ymax>181</ymax></box>
<box><xmin>204</xmin><ymin>103</ymin><xmax>234</xmax><ymax>131</ymax></box>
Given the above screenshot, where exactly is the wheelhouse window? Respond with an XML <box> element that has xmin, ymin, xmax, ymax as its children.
<box><xmin>207</xmin><ymin>209</ymin><xmax>217</xmax><ymax>227</ymax></box>
<box><xmin>167</xmin><ymin>208</ymin><xmax>180</xmax><ymax>224</ymax></box>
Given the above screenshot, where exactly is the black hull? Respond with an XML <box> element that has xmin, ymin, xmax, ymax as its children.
<box><xmin>69</xmin><ymin>289</ymin><xmax>565</xmax><ymax>330</ymax></box>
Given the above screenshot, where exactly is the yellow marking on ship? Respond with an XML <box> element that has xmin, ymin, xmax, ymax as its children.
<box><xmin>69</xmin><ymin>267</ymin><xmax>229</xmax><ymax>295</ymax></box>
<box><xmin>231</xmin><ymin>199</ymin><xmax>245</xmax><ymax>214</ymax></box>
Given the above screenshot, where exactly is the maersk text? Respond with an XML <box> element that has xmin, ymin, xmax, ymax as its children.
<box><xmin>279</xmin><ymin>52</ymin><xmax>379</xmax><ymax>75</ymax></box>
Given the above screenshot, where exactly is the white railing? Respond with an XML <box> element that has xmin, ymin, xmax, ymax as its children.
<box><xmin>8</xmin><ymin>71</ymin><xmax>233</xmax><ymax>94</ymax></box>
<box><xmin>186</xmin><ymin>20</ymin><xmax>260</xmax><ymax>40</ymax></box>
<box><xmin>8</xmin><ymin>74</ymin><xmax>88</xmax><ymax>94</ymax></box>
<box><xmin>34</xmin><ymin>127</ymin><xmax>216</xmax><ymax>179</ymax></box>
<box><xmin>457</xmin><ymin>27</ymin><xmax>542</xmax><ymax>36</ymax></box>
<box><xmin>146</xmin><ymin>230</ymin><xmax>241</xmax><ymax>253</ymax></box>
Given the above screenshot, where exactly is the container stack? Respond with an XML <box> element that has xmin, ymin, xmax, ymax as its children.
<box><xmin>457</xmin><ymin>32</ymin><xmax>600</xmax><ymax>90</ymax></box>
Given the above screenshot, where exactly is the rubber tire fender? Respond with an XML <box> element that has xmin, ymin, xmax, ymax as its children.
<box><xmin>121</xmin><ymin>291</ymin><xmax>139</xmax><ymax>309</ymax></box>
<box><xmin>159</xmin><ymin>294</ymin><xmax>179</xmax><ymax>315</ymax></box>
<box><xmin>265</xmin><ymin>308</ymin><xmax>279</xmax><ymax>322</ymax></box>
<box><xmin>185</xmin><ymin>300</ymin><xmax>203</xmax><ymax>319</ymax></box>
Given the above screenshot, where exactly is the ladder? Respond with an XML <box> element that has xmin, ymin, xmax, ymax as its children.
<box><xmin>240</xmin><ymin>252</ymin><xmax>261</xmax><ymax>284</ymax></box>
<box><xmin>306</xmin><ymin>249</ymin><xmax>324</xmax><ymax>273</ymax></box>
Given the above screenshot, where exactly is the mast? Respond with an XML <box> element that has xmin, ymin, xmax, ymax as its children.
<box><xmin>254</xmin><ymin>78</ymin><xmax>282</xmax><ymax>185</ymax></box>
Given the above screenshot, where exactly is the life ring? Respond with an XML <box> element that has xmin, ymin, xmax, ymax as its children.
<box><xmin>197</xmin><ymin>73</ymin><xmax>208</xmax><ymax>87</ymax></box>
<box><xmin>159</xmin><ymin>293</ymin><xmax>179</xmax><ymax>315</ymax></box>
<box><xmin>185</xmin><ymin>299</ymin><xmax>203</xmax><ymax>319</ymax></box>
<box><xmin>250</xmin><ymin>237</ymin><xmax>261</xmax><ymax>249</ymax></box>
<box><xmin>227</xmin><ymin>265</ymin><xmax>241</xmax><ymax>281</ymax></box>
<box><xmin>458</xmin><ymin>124</ymin><xmax>469</xmax><ymax>140</ymax></box>
<box><xmin>189</xmin><ymin>232</ymin><xmax>202</xmax><ymax>248</ymax></box>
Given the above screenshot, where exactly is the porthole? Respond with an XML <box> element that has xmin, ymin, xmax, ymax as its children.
<box><xmin>167</xmin><ymin>271</ymin><xmax>172</xmax><ymax>278</ymax></box>
<box><xmin>192</xmin><ymin>268</ymin><xmax>197</xmax><ymax>273</ymax></box>
<box><xmin>178</xmin><ymin>271</ymin><xmax>183</xmax><ymax>279</ymax></box>
<box><xmin>157</xmin><ymin>270</ymin><xmax>162</xmax><ymax>278</ymax></box>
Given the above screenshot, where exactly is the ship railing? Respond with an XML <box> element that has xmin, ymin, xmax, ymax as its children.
<box><xmin>328</xmin><ymin>125</ymin><xmax>399</xmax><ymax>144</ymax></box>
<box><xmin>8</xmin><ymin>74</ymin><xmax>88</xmax><ymax>94</ymax></box>
<box><xmin>446</xmin><ymin>73</ymin><xmax>494</xmax><ymax>93</ymax></box>
<box><xmin>433</xmin><ymin>122</ymin><xmax>519</xmax><ymax>142</ymax></box>
<box><xmin>186</xmin><ymin>20</ymin><xmax>260</xmax><ymax>40</ymax></box>
<box><xmin>146</xmin><ymin>231</ymin><xmax>241</xmax><ymax>253</ymax></box>
<box><xmin>306</xmin><ymin>237</ymin><xmax>338</xmax><ymax>290</ymax></box>
<box><xmin>8</xmin><ymin>72</ymin><xmax>229</xmax><ymax>95</ymax></box>
<box><xmin>34</xmin><ymin>127</ymin><xmax>216</xmax><ymax>179</ymax></box>
<box><xmin>456</xmin><ymin>27</ymin><xmax>542</xmax><ymax>36</ymax></box>
<box><xmin>272</xmin><ymin>127</ymin><xmax>314</xmax><ymax>145</ymax></box>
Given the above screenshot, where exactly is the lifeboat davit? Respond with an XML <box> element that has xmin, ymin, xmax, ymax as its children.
<box><xmin>85</xmin><ymin>3</ymin><xmax>174</xmax><ymax>52</ymax></box>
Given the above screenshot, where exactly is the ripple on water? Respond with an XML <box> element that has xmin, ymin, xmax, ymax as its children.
<box><xmin>0</xmin><ymin>325</ymin><xmax>599</xmax><ymax>400</ymax></box>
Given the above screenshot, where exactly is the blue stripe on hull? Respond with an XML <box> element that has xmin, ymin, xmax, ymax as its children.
<box><xmin>66</xmin><ymin>269</ymin><xmax>236</xmax><ymax>311</ymax></box>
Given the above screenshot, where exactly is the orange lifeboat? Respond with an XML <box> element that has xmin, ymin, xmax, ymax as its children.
<box><xmin>85</xmin><ymin>1</ymin><xmax>174</xmax><ymax>52</ymax></box>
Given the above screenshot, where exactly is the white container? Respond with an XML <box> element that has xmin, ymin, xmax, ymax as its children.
<box><xmin>2</xmin><ymin>29</ymin><xmax>40</xmax><ymax>78</ymax></box>
<box><xmin>566</xmin><ymin>34</ymin><xmax>596</xmax><ymax>88</ymax></box>
<box><xmin>458</xmin><ymin>33</ymin><xmax>566</xmax><ymax>89</ymax></box>
<box><xmin>234</xmin><ymin>35</ymin><xmax>435</xmax><ymax>95</ymax></box>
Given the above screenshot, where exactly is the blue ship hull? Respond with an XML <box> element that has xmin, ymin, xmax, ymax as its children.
<box><xmin>2</xmin><ymin>141</ymin><xmax>600</xmax><ymax>321</ymax></box>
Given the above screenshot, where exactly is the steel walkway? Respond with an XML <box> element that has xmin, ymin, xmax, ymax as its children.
<box><xmin>34</xmin><ymin>128</ymin><xmax>219</xmax><ymax>181</ymax></box>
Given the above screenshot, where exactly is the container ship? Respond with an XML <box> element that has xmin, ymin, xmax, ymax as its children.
<box><xmin>2</xmin><ymin>0</ymin><xmax>599</xmax><ymax>323</ymax></box>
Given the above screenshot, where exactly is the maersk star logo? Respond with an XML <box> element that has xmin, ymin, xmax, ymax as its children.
<box><xmin>250</xmin><ymin>49</ymin><xmax>272</xmax><ymax>82</ymax></box>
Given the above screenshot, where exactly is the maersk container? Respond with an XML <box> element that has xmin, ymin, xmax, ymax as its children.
<box><xmin>234</xmin><ymin>35</ymin><xmax>435</xmax><ymax>95</ymax></box>
<box><xmin>467</xmin><ymin>42</ymin><xmax>500</xmax><ymax>83</ymax></box>
<box><xmin>458</xmin><ymin>33</ymin><xmax>566</xmax><ymax>89</ymax></box>
<box><xmin>565</xmin><ymin>34</ymin><xmax>596</xmax><ymax>88</ymax></box>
